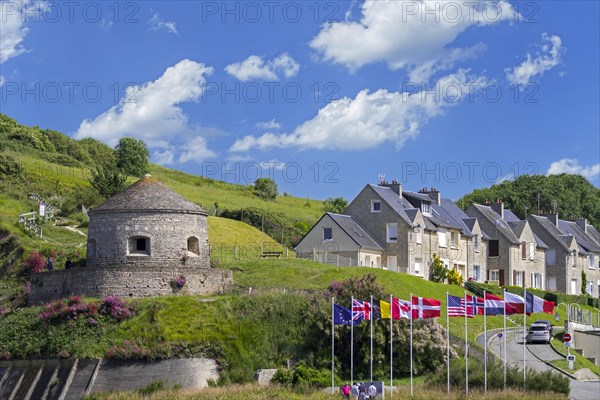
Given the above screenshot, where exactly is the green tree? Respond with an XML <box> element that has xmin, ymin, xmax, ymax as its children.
<box><xmin>115</xmin><ymin>137</ymin><xmax>149</xmax><ymax>178</ymax></box>
<box><xmin>582</xmin><ymin>271</ymin><xmax>587</xmax><ymax>295</ymax></box>
<box><xmin>322</xmin><ymin>197</ymin><xmax>348</xmax><ymax>214</ymax></box>
<box><xmin>89</xmin><ymin>159</ymin><xmax>127</xmax><ymax>198</ymax></box>
<box><xmin>430</xmin><ymin>253</ymin><xmax>447</xmax><ymax>283</ymax></box>
<box><xmin>254</xmin><ymin>178</ymin><xmax>278</xmax><ymax>200</ymax></box>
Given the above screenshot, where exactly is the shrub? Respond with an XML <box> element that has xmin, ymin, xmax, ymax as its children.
<box><xmin>100</xmin><ymin>296</ymin><xmax>134</xmax><ymax>321</ymax></box>
<box><xmin>137</xmin><ymin>381</ymin><xmax>166</xmax><ymax>396</ymax></box>
<box><xmin>447</xmin><ymin>269</ymin><xmax>463</xmax><ymax>286</ymax></box>
<box><xmin>272</xmin><ymin>368</ymin><xmax>294</xmax><ymax>386</ymax></box>
<box><xmin>430</xmin><ymin>253</ymin><xmax>447</xmax><ymax>283</ymax></box>
<box><xmin>292</xmin><ymin>364</ymin><xmax>335</xmax><ymax>388</ymax></box>
<box><xmin>22</xmin><ymin>251</ymin><xmax>46</xmax><ymax>274</ymax></box>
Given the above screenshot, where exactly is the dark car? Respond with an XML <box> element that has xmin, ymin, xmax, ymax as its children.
<box><xmin>534</xmin><ymin>320</ymin><xmax>553</xmax><ymax>335</ymax></box>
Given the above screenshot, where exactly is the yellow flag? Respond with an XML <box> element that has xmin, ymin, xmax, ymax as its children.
<box><xmin>380</xmin><ymin>300</ymin><xmax>392</xmax><ymax>319</ymax></box>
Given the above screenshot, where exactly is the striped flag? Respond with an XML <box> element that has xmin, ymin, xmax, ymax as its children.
<box><xmin>448</xmin><ymin>294</ymin><xmax>468</xmax><ymax>317</ymax></box>
<box><xmin>352</xmin><ymin>299</ymin><xmax>371</xmax><ymax>321</ymax></box>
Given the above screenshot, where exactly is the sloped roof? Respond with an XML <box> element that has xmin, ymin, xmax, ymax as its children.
<box><xmin>469</xmin><ymin>204</ymin><xmax>520</xmax><ymax>244</ymax></box>
<box><xmin>527</xmin><ymin>215</ymin><xmax>570</xmax><ymax>251</ymax></box>
<box><xmin>91</xmin><ymin>175</ymin><xmax>207</xmax><ymax>214</ymax></box>
<box><xmin>462</xmin><ymin>217</ymin><xmax>477</xmax><ymax>232</ymax></box>
<box><xmin>586</xmin><ymin>225</ymin><xmax>600</xmax><ymax>246</ymax></box>
<box><xmin>435</xmin><ymin>198</ymin><xmax>474</xmax><ymax>236</ymax></box>
<box><xmin>533</xmin><ymin>234</ymin><xmax>549</xmax><ymax>249</ymax></box>
<box><xmin>503</xmin><ymin>209</ymin><xmax>522</xmax><ymax>222</ymax></box>
<box><xmin>327</xmin><ymin>213</ymin><xmax>383</xmax><ymax>251</ymax></box>
<box><xmin>368</xmin><ymin>184</ymin><xmax>415</xmax><ymax>226</ymax></box>
<box><xmin>403</xmin><ymin>191</ymin><xmax>433</xmax><ymax>203</ymax></box>
<box><xmin>558</xmin><ymin>220</ymin><xmax>600</xmax><ymax>253</ymax></box>
<box><xmin>404</xmin><ymin>209</ymin><xmax>420</xmax><ymax>223</ymax></box>
<box><xmin>508</xmin><ymin>220</ymin><xmax>527</xmax><ymax>238</ymax></box>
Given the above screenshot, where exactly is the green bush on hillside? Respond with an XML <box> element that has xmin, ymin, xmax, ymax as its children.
<box><xmin>0</xmin><ymin>154</ymin><xmax>25</xmax><ymax>181</ymax></box>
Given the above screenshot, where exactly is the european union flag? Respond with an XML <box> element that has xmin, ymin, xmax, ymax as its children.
<box><xmin>334</xmin><ymin>304</ymin><xmax>363</xmax><ymax>325</ymax></box>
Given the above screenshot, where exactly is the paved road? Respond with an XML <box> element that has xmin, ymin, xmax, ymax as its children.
<box><xmin>480</xmin><ymin>327</ymin><xmax>600</xmax><ymax>400</ymax></box>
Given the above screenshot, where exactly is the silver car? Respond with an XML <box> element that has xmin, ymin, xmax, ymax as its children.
<box><xmin>526</xmin><ymin>323</ymin><xmax>551</xmax><ymax>344</ymax></box>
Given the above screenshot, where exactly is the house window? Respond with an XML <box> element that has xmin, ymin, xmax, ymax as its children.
<box><xmin>514</xmin><ymin>271</ymin><xmax>523</xmax><ymax>287</ymax></box>
<box><xmin>529</xmin><ymin>243</ymin><xmax>535</xmax><ymax>261</ymax></box>
<box><xmin>386</xmin><ymin>223</ymin><xmax>398</xmax><ymax>243</ymax></box>
<box><xmin>488</xmin><ymin>240</ymin><xmax>499</xmax><ymax>257</ymax></box>
<box><xmin>187</xmin><ymin>236</ymin><xmax>200</xmax><ymax>255</ymax></box>
<box><xmin>474</xmin><ymin>235</ymin><xmax>479</xmax><ymax>251</ymax></box>
<box><xmin>532</xmin><ymin>273</ymin><xmax>543</xmax><ymax>289</ymax></box>
<box><xmin>587</xmin><ymin>281</ymin><xmax>593</xmax><ymax>296</ymax></box>
<box><xmin>129</xmin><ymin>236</ymin><xmax>150</xmax><ymax>256</ymax></box>
<box><xmin>450</xmin><ymin>231</ymin><xmax>458</xmax><ymax>247</ymax></box>
<box><xmin>589</xmin><ymin>255</ymin><xmax>596</xmax><ymax>269</ymax></box>
<box><xmin>371</xmin><ymin>200</ymin><xmax>381</xmax><ymax>213</ymax></box>
<box><xmin>490</xmin><ymin>270</ymin><xmax>500</xmax><ymax>282</ymax></box>
<box><xmin>473</xmin><ymin>265</ymin><xmax>481</xmax><ymax>282</ymax></box>
<box><xmin>421</xmin><ymin>203</ymin><xmax>430</xmax><ymax>215</ymax></box>
<box><xmin>323</xmin><ymin>227</ymin><xmax>333</xmax><ymax>240</ymax></box>
<box><xmin>414</xmin><ymin>258</ymin><xmax>422</xmax><ymax>275</ymax></box>
<box><xmin>438</xmin><ymin>229</ymin><xmax>447</xmax><ymax>247</ymax></box>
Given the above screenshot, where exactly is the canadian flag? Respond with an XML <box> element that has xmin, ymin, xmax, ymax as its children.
<box><xmin>411</xmin><ymin>296</ymin><xmax>441</xmax><ymax>319</ymax></box>
<box><xmin>391</xmin><ymin>297</ymin><xmax>411</xmax><ymax>320</ymax></box>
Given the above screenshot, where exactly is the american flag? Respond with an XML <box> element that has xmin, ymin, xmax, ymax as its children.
<box><xmin>447</xmin><ymin>295</ymin><xmax>467</xmax><ymax>317</ymax></box>
<box><xmin>352</xmin><ymin>299</ymin><xmax>371</xmax><ymax>321</ymax></box>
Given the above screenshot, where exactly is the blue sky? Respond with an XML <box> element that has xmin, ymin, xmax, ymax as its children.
<box><xmin>1</xmin><ymin>0</ymin><xmax>599</xmax><ymax>201</ymax></box>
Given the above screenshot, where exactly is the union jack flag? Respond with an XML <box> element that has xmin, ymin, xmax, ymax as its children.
<box><xmin>352</xmin><ymin>299</ymin><xmax>371</xmax><ymax>321</ymax></box>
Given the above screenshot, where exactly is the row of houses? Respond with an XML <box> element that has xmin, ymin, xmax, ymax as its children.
<box><xmin>295</xmin><ymin>180</ymin><xmax>600</xmax><ymax>296</ymax></box>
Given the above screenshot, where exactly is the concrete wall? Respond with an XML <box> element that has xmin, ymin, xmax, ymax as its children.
<box><xmin>87</xmin><ymin>211</ymin><xmax>209</xmax><ymax>268</ymax></box>
<box><xmin>573</xmin><ymin>330</ymin><xmax>600</xmax><ymax>366</ymax></box>
<box><xmin>29</xmin><ymin>265</ymin><xmax>232</xmax><ymax>305</ymax></box>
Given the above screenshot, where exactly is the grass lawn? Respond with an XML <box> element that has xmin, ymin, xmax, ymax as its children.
<box><xmin>549</xmin><ymin>333</ymin><xmax>600</xmax><ymax>377</ymax></box>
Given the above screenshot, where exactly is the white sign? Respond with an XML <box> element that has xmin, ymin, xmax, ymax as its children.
<box><xmin>563</xmin><ymin>342</ymin><xmax>571</xmax><ymax>347</ymax></box>
<box><xmin>39</xmin><ymin>204</ymin><xmax>46</xmax><ymax>217</ymax></box>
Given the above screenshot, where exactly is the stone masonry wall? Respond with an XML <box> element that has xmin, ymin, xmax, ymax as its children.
<box><xmin>28</xmin><ymin>265</ymin><xmax>232</xmax><ymax>305</ymax></box>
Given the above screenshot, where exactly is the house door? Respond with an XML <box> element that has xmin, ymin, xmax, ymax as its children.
<box><xmin>547</xmin><ymin>277</ymin><xmax>556</xmax><ymax>291</ymax></box>
<box><xmin>387</xmin><ymin>256</ymin><xmax>398</xmax><ymax>272</ymax></box>
<box><xmin>570</xmin><ymin>278</ymin><xmax>578</xmax><ymax>294</ymax></box>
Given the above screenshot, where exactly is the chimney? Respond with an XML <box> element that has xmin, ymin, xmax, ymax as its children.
<box><xmin>490</xmin><ymin>199</ymin><xmax>504</xmax><ymax>219</ymax></box>
<box><xmin>544</xmin><ymin>213</ymin><xmax>559</xmax><ymax>226</ymax></box>
<box><xmin>572</xmin><ymin>218</ymin><xmax>588</xmax><ymax>233</ymax></box>
<box><xmin>419</xmin><ymin>187</ymin><xmax>441</xmax><ymax>205</ymax></box>
<box><xmin>380</xmin><ymin>179</ymin><xmax>402</xmax><ymax>197</ymax></box>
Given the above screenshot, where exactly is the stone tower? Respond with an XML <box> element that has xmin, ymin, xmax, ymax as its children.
<box><xmin>86</xmin><ymin>174</ymin><xmax>209</xmax><ymax>268</ymax></box>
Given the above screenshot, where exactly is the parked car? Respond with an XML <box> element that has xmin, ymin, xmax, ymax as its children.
<box><xmin>526</xmin><ymin>323</ymin><xmax>551</xmax><ymax>344</ymax></box>
<box><xmin>534</xmin><ymin>320</ymin><xmax>553</xmax><ymax>335</ymax></box>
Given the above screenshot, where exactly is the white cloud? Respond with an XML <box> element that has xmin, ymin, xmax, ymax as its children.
<box><xmin>0</xmin><ymin>0</ymin><xmax>45</xmax><ymax>64</ymax></box>
<box><xmin>76</xmin><ymin>59</ymin><xmax>217</xmax><ymax>164</ymax></box>
<box><xmin>179</xmin><ymin>137</ymin><xmax>216</xmax><ymax>163</ymax></box>
<box><xmin>230</xmin><ymin>69</ymin><xmax>488</xmax><ymax>152</ymax></box>
<box><xmin>0</xmin><ymin>75</ymin><xmax>5</xmax><ymax>87</ymax></box>
<box><xmin>505</xmin><ymin>33</ymin><xmax>564</xmax><ymax>86</ymax></box>
<box><xmin>255</xmin><ymin>119</ymin><xmax>282</xmax><ymax>130</ymax></box>
<box><xmin>225</xmin><ymin>53</ymin><xmax>299</xmax><ymax>81</ymax></box>
<box><xmin>258</xmin><ymin>160</ymin><xmax>285</xmax><ymax>171</ymax></box>
<box><xmin>148</xmin><ymin>12</ymin><xmax>178</xmax><ymax>34</ymax></box>
<box><xmin>310</xmin><ymin>0</ymin><xmax>518</xmax><ymax>81</ymax></box>
<box><xmin>152</xmin><ymin>149</ymin><xmax>175</xmax><ymax>165</ymax></box>
<box><xmin>547</xmin><ymin>159</ymin><xmax>600</xmax><ymax>180</ymax></box>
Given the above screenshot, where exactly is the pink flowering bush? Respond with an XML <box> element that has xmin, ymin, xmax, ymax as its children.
<box><xmin>39</xmin><ymin>295</ymin><xmax>95</xmax><ymax>322</ymax></box>
<box><xmin>99</xmin><ymin>296</ymin><xmax>133</xmax><ymax>320</ymax></box>
<box><xmin>22</xmin><ymin>251</ymin><xmax>46</xmax><ymax>274</ymax></box>
<box><xmin>173</xmin><ymin>275</ymin><xmax>187</xmax><ymax>288</ymax></box>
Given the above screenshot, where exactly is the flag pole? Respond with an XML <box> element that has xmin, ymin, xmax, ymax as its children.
<box><xmin>351</xmin><ymin>295</ymin><xmax>354</xmax><ymax>388</ymax></box>
<box><xmin>464</xmin><ymin>290</ymin><xmax>468</xmax><ymax>397</ymax></box>
<box><xmin>370</xmin><ymin>294</ymin><xmax>373</xmax><ymax>383</ymax></box>
<box><xmin>390</xmin><ymin>294</ymin><xmax>393</xmax><ymax>400</ymax></box>
<box><xmin>503</xmin><ymin>288</ymin><xmax>507</xmax><ymax>389</ymax></box>
<box><xmin>410</xmin><ymin>292</ymin><xmax>413</xmax><ymax>398</ymax></box>
<box><xmin>446</xmin><ymin>291</ymin><xmax>450</xmax><ymax>394</ymax></box>
<box><xmin>484</xmin><ymin>290</ymin><xmax>487</xmax><ymax>393</ymax></box>
<box><xmin>331</xmin><ymin>296</ymin><xmax>335</xmax><ymax>395</ymax></box>
<box><xmin>523</xmin><ymin>287</ymin><xmax>527</xmax><ymax>386</ymax></box>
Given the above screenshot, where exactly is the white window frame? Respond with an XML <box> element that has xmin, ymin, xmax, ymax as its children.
<box><xmin>490</xmin><ymin>270</ymin><xmax>500</xmax><ymax>282</ymax></box>
<box><xmin>529</xmin><ymin>242</ymin><xmax>535</xmax><ymax>261</ymax></box>
<box><xmin>421</xmin><ymin>203</ymin><xmax>431</xmax><ymax>216</ymax></box>
<box><xmin>371</xmin><ymin>200</ymin><xmax>381</xmax><ymax>213</ymax></box>
<box><xmin>532</xmin><ymin>273</ymin><xmax>543</xmax><ymax>289</ymax></box>
<box><xmin>414</xmin><ymin>258</ymin><xmax>422</xmax><ymax>275</ymax></box>
<box><xmin>438</xmin><ymin>229</ymin><xmax>447</xmax><ymax>248</ymax></box>
<box><xmin>473</xmin><ymin>235</ymin><xmax>479</xmax><ymax>252</ymax></box>
<box><xmin>589</xmin><ymin>254</ymin><xmax>596</xmax><ymax>269</ymax></box>
<box><xmin>473</xmin><ymin>265</ymin><xmax>481</xmax><ymax>282</ymax></box>
<box><xmin>514</xmin><ymin>271</ymin><xmax>523</xmax><ymax>287</ymax></box>
<box><xmin>386</xmin><ymin>223</ymin><xmax>398</xmax><ymax>243</ymax></box>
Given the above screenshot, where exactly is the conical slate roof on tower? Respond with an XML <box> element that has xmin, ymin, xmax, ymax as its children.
<box><xmin>90</xmin><ymin>174</ymin><xmax>207</xmax><ymax>214</ymax></box>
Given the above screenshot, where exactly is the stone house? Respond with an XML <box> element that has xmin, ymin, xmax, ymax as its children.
<box><xmin>528</xmin><ymin>214</ymin><xmax>600</xmax><ymax>295</ymax></box>
<box><xmin>466</xmin><ymin>201</ymin><xmax>546</xmax><ymax>287</ymax></box>
<box><xmin>295</xmin><ymin>212</ymin><xmax>383</xmax><ymax>266</ymax></box>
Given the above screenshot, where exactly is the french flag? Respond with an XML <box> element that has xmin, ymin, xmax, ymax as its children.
<box><xmin>504</xmin><ymin>291</ymin><xmax>525</xmax><ymax>314</ymax></box>
<box><xmin>526</xmin><ymin>292</ymin><xmax>555</xmax><ymax>314</ymax></box>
